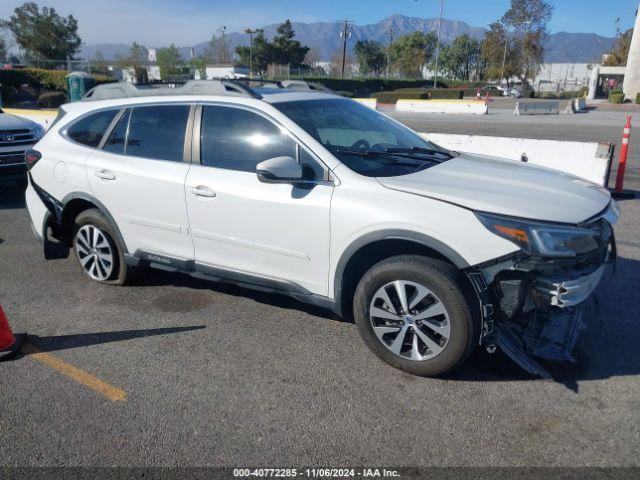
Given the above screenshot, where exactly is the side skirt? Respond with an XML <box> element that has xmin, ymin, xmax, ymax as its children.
<box><xmin>124</xmin><ymin>250</ymin><xmax>338</xmax><ymax>314</ymax></box>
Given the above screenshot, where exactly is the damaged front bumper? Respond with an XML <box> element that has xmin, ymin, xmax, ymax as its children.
<box><xmin>467</xmin><ymin>215</ymin><xmax>616</xmax><ymax>378</ymax></box>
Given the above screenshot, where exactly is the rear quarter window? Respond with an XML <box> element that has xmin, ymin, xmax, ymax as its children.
<box><xmin>66</xmin><ymin>109</ymin><xmax>119</xmax><ymax>148</ymax></box>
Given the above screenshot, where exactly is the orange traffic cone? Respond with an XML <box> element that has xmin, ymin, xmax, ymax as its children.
<box><xmin>0</xmin><ymin>305</ymin><xmax>25</xmax><ymax>360</ymax></box>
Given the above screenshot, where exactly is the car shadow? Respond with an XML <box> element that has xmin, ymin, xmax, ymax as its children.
<box><xmin>11</xmin><ymin>326</ymin><xmax>206</xmax><ymax>361</ymax></box>
<box><xmin>0</xmin><ymin>182</ymin><xmax>27</xmax><ymax>210</ymax></box>
<box><xmin>134</xmin><ymin>267</ymin><xmax>345</xmax><ymax>323</ymax></box>
<box><xmin>135</xmin><ymin>256</ymin><xmax>640</xmax><ymax>390</ymax></box>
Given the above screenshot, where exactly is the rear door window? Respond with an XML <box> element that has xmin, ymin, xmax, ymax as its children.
<box><xmin>125</xmin><ymin>105</ymin><xmax>190</xmax><ymax>162</ymax></box>
<box><xmin>66</xmin><ymin>109</ymin><xmax>119</xmax><ymax>148</ymax></box>
<box><xmin>103</xmin><ymin>109</ymin><xmax>130</xmax><ymax>154</ymax></box>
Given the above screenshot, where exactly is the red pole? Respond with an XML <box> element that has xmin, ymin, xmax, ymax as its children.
<box><xmin>614</xmin><ymin>116</ymin><xmax>632</xmax><ymax>193</ymax></box>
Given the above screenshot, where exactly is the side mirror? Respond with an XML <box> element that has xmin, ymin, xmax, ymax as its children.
<box><xmin>256</xmin><ymin>156</ymin><xmax>303</xmax><ymax>183</ymax></box>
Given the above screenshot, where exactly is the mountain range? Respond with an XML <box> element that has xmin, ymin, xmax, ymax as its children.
<box><xmin>80</xmin><ymin>14</ymin><xmax>615</xmax><ymax>65</ymax></box>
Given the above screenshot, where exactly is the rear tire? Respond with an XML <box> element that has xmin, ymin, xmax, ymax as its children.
<box><xmin>72</xmin><ymin>209</ymin><xmax>132</xmax><ymax>285</ymax></box>
<box><xmin>353</xmin><ymin>255</ymin><xmax>478</xmax><ymax>377</ymax></box>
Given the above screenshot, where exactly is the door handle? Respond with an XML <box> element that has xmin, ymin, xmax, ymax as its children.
<box><xmin>190</xmin><ymin>185</ymin><xmax>216</xmax><ymax>198</ymax></box>
<box><xmin>95</xmin><ymin>169</ymin><xmax>116</xmax><ymax>181</ymax></box>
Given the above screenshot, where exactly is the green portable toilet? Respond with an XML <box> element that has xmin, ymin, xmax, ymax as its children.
<box><xmin>67</xmin><ymin>72</ymin><xmax>97</xmax><ymax>102</ymax></box>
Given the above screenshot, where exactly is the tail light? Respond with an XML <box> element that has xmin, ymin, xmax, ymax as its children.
<box><xmin>25</xmin><ymin>149</ymin><xmax>42</xmax><ymax>170</ymax></box>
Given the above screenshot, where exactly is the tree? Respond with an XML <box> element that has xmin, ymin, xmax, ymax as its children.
<box><xmin>90</xmin><ymin>51</ymin><xmax>110</xmax><ymax>76</ymax></box>
<box><xmin>203</xmin><ymin>32</ymin><xmax>231</xmax><ymax>65</ymax></box>
<box><xmin>156</xmin><ymin>44</ymin><xmax>184</xmax><ymax>79</ymax></box>
<box><xmin>603</xmin><ymin>28</ymin><xmax>633</xmax><ymax>66</ymax></box>
<box><xmin>501</xmin><ymin>0</ymin><xmax>553</xmax><ymax>84</ymax></box>
<box><xmin>389</xmin><ymin>32</ymin><xmax>437</xmax><ymax>78</ymax></box>
<box><xmin>354</xmin><ymin>40</ymin><xmax>387</xmax><ymax>76</ymax></box>
<box><xmin>116</xmin><ymin>42</ymin><xmax>148</xmax><ymax>83</ymax></box>
<box><xmin>0</xmin><ymin>36</ymin><xmax>6</xmax><ymax>61</ymax></box>
<box><xmin>271</xmin><ymin>20</ymin><xmax>309</xmax><ymax>67</ymax></box>
<box><xmin>438</xmin><ymin>35</ymin><xmax>482</xmax><ymax>81</ymax></box>
<box><xmin>235</xmin><ymin>29</ymin><xmax>273</xmax><ymax>73</ymax></box>
<box><xmin>1</xmin><ymin>2</ymin><xmax>81</xmax><ymax>62</ymax></box>
<box><xmin>481</xmin><ymin>22</ymin><xmax>520</xmax><ymax>83</ymax></box>
<box><xmin>235</xmin><ymin>21</ymin><xmax>309</xmax><ymax>73</ymax></box>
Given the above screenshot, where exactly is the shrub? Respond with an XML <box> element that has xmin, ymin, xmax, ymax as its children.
<box><xmin>0</xmin><ymin>68</ymin><xmax>115</xmax><ymax>100</ymax></box>
<box><xmin>371</xmin><ymin>91</ymin><xmax>427</xmax><ymax>104</ymax></box>
<box><xmin>608</xmin><ymin>89</ymin><xmax>624</xmax><ymax>104</ymax></box>
<box><xmin>636</xmin><ymin>92</ymin><xmax>640</xmax><ymax>104</ymax></box>
<box><xmin>38</xmin><ymin>91</ymin><xmax>67</xmax><ymax>108</ymax></box>
<box><xmin>295</xmin><ymin>77</ymin><xmax>444</xmax><ymax>96</ymax></box>
<box><xmin>0</xmin><ymin>85</ymin><xmax>19</xmax><ymax>105</ymax></box>
<box><xmin>609</xmin><ymin>93</ymin><xmax>625</xmax><ymax>104</ymax></box>
<box><xmin>430</xmin><ymin>89</ymin><xmax>464</xmax><ymax>99</ymax></box>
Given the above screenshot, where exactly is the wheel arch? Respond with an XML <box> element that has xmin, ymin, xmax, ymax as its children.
<box><xmin>59</xmin><ymin>192</ymin><xmax>128</xmax><ymax>253</ymax></box>
<box><xmin>333</xmin><ymin>230</ymin><xmax>470</xmax><ymax>319</ymax></box>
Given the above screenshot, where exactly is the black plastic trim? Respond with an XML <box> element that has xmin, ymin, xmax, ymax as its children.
<box><xmin>332</xmin><ymin>229</ymin><xmax>469</xmax><ymax>316</ymax></box>
<box><xmin>125</xmin><ymin>249</ymin><xmax>337</xmax><ymax>312</ymax></box>
<box><xmin>60</xmin><ymin>191</ymin><xmax>129</xmax><ymax>253</ymax></box>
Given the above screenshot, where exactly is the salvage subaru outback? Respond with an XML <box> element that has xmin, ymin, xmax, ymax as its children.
<box><xmin>25</xmin><ymin>79</ymin><xmax>618</xmax><ymax>378</ymax></box>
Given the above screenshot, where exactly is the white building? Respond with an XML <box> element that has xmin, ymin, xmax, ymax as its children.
<box><xmin>194</xmin><ymin>65</ymin><xmax>249</xmax><ymax>80</ymax></box>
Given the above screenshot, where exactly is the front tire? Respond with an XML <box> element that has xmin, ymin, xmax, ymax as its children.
<box><xmin>353</xmin><ymin>255</ymin><xmax>478</xmax><ymax>377</ymax></box>
<box><xmin>72</xmin><ymin>209</ymin><xmax>132</xmax><ymax>285</ymax></box>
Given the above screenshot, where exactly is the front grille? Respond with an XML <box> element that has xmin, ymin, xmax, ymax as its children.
<box><xmin>0</xmin><ymin>151</ymin><xmax>26</xmax><ymax>166</ymax></box>
<box><xmin>0</xmin><ymin>129</ymin><xmax>35</xmax><ymax>147</ymax></box>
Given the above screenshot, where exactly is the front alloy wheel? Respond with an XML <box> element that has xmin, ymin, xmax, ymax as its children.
<box><xmin>353</xmin><ymin>255</ymin><xmax>478</xmax><ymax>377</ymax></box>
<box><xmin>369</xmin><ymin>280</ymin><xmax>451</xmax><ymax>361</ymax></box>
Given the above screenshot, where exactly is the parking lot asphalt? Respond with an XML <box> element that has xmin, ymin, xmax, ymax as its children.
<box><xmin>1</xmin><ymin>113</ymin><xmax>639</xmax><ymax>468</ymax></box>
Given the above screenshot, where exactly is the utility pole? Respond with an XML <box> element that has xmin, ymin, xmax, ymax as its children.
<box><xmin>245</xmin><ymin>28</ymin><xmax>259</xmax><ymax>77</ymax></box>
<box><xmin>433</xmin><ymin>0</ymin><xmax>444</xmax><ymax>88</ymax></box>
<box><xmin>339</xmin><ymin>19</ymin><xmax>353</xmax><ymax>79</ymax></box>
<box><xmin>219</xmin><ymin>26</ymin><xmax>227</xmax><ymax>64</ymax></box>
<box><xmin>386</xmin><ymin>24</ymin><xmax>394</xmax><ymax>79</ymax></box>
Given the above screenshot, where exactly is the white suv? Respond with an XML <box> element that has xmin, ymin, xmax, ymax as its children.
<box><xmin>25</xmin><ymin>80</ymin><xmax>618</xmax><ymax>378</ymax></box>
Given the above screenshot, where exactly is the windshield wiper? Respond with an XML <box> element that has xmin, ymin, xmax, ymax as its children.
<box><xmin>384</xmin><ymin>146</ymin><xmax>455</xmax><ymax>158</ymax></box>
<box><xmin>334</xmin><ymin>148</ymin><xmax>444</xmax><ymax>161</ymax></box>
<box><xmin>333</xmin><ymin>149</ymin><xmax>442</xmax><ymax>171</ymax></box>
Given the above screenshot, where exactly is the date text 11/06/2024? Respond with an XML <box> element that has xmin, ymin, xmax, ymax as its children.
<box><xmin>232</xmin><ymin>468</ymin><xmax>401</xmax><ymax>478</ymax></box>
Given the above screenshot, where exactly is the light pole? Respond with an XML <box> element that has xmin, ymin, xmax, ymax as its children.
<box><xmin>245</xmin><ymin>28</ymin><xmax>259</xmax><ymax>77</ymax></box>
<box><xmin>386</xmin><ymin>24</ymin><xmax>394</xmax><ymax>79</ymax></box>
<box><xmin>500</xmin><ymin>22</ymin><xmax>509</xmax><ymax>86</ymax></box>
<box><xmin>414</xmin><ymin>0</ymin><xmax>445</xmax><ymax>88</ymax></box>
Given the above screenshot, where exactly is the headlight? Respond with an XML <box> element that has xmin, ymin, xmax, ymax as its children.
<box><xmin>476</xmin><ymin>212</ymin><xmax>601</xmax><ymax>258</ymax></box>
<box><xmin>31</xmin><ymin>125</ymin><xmax>45</xmax><ymax>140</ymax></box>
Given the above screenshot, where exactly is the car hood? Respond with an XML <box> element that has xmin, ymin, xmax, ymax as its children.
<box><xmin>377</xmin><ymin>153</ymin><xmax>611</xmax><ymax>224</ymax></box>
<box><xmin>0</xmin><ymin>112</ymin><xmax>38</xmax><ymax>130</ymax></box>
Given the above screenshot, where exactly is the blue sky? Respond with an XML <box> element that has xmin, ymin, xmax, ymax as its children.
<box><xmin>1</xmin><ymin>0</ymin><xmax>637</xmax><ymax>46</ymax></box>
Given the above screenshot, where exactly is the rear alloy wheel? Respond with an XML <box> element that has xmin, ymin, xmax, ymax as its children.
<box><xmin>75</xmin><ymin>224</ymin><xmax>115</xmax><ymax>281</ymax></box>
<box><xmin>72</xmin><ymin>208</ymin><xmax>133</xmax><ymax>285</ymax></box>
<box><xmin>354</xmin><ymin>255</ymin><xmax>478</xmax><ymax>377</ymax></box>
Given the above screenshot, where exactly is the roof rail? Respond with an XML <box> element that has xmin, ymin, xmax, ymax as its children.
<box><xmin>83</xmin><ymin>79</ymin><xmax>263</xmax><ymax>101</ymax></box>
<box><xmin>280</xmin><ymin>80</ymin><xmax>334</xmax><ymax>93</ymax></box>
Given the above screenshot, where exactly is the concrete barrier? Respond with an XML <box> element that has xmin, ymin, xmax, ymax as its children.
<box><xmin>3</xmin><ymin>108</ymin><xmax>57</xmax><ymax>130</ymax></box>
<box><xmin>514</xmin><ymin>101</ymin><xmax>559</xmax><ymax>115</ymax></box>
<box><xmin>353</xmin><ymin>98</ymin><xmax>377</xmax><ymax>110</ymax></box>
<box><xmin>397</xmin><ymin>99</ymin><xmax>488</xmax><ymax>115</ymax></box>
<box><xmin>421</xmin><ymin>132</ymin><xmax>613</xmax><ymax>187</ymax></box>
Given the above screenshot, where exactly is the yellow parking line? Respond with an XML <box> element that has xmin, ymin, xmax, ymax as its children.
<box><xmin>22</xmin><ymin>343</ymin><xmax>126</xmax><ymax>402</ymax></box>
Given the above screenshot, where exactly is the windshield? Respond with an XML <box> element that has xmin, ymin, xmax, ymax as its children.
<box><xmin>274</xmin><ymin>98</ymin><xmax>455</xmax><ymax>177</ymax></box>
